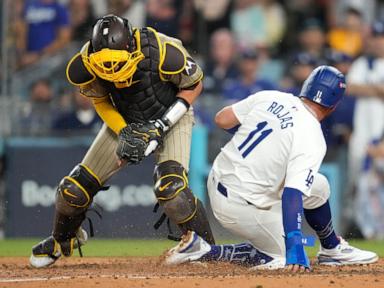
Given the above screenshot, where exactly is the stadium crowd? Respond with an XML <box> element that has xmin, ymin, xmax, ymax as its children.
<box><xmin>1</xmin><ymin>0</ymin><xmax>384</xmax><ymax>239</ymax></box>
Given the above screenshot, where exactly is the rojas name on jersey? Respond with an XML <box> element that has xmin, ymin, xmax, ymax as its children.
<box><xmin>267</xmin><ymin>101</ymin><xmax>294</xmax><ymax>129</ymax></box>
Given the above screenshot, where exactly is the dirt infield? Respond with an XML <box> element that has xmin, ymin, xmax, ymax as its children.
<box><xmin>0</xmin><ymin>257</ymin><xmax>383</xmax><ymax>288</ymax></box>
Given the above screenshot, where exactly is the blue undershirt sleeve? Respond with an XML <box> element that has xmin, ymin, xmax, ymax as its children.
<box><xmin>224</xmin><ymin>124</ymin><xmax>240</xmax><ymax>135</ymax></box>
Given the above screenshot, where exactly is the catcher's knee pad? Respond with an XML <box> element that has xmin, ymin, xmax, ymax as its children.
<box><xmin>56</xmin><ymin>164</ymin><xmax>102</xmax><ymax>216</ymax></box>
<box><xmin>303</xmin><ymin>173</ymin><xmax>330</xmax><ymax>210</ymax></box>
<box><xmin>154</xmin><ymin>160</ymin><xmax>195</xmax><ymax>223</ymax></box>
<box><xmin>154</xmin><ymin>160</ymin><xmax>215</xmax><ymax>244</ymax></box>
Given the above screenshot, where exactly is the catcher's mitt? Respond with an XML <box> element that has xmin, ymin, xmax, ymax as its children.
<box><xmin>116</xmin><ymin>126</ymin><xmax>147</xmax><ymax>165</ymax></box>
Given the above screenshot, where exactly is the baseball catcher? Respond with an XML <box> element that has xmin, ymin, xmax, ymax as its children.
<box><xmin>30</xmin><ymin>14</ymin><xmax>215</xmax><ymax>268</ymax></box>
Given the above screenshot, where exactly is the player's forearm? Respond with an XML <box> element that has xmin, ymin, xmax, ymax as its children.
<box><xmin>215</xmin><ymin>106</ymin><xmax>240</xmax><ymax>129</ymax></box>
<box><xmin>14</xmin><ymin>20</ymin><xmax>27</xmax><ymax>52</ymax></box>
<box><xmin>92</xmin><ymin>97</ymin><xmax>127</xmax><ymax>134</ymax></box>
<box><xmin>347</xmin><ymin>83</ymin><xmax>384</xmax><ymax>99</ymax></box>
<box><xmin>373</xmin><ymin>85</ymin><xmax>384</xmax><ymax>99</ymax></box>
<box><xmin>42</xmin><ymin>28</ymin><xmax>71</xmax><ymax>55</ymax></box>
<box><xmin>282</xmin><ymin>187</ymin><xmax>303</xmax><ymax>233</ymax></box>
<box><xmin>177</xmin><ymin>80</ymin><xmax>202</xmax><ymax>105</ymax></box>
<box><xmin>152</xmin><ymin>81</ymin><xmax>201</xmax><ymax>134</ymax></box>
<box><xmin>137</xmin><ymin>85</ymin><xmax>199</xmax><ymax>156</ymax></box>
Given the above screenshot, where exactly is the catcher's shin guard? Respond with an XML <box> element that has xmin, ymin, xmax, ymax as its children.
<box><xmin>31</xmin><ymin>164</ymin><xmax>104</xmax><ymax>267</ymax></box>
<box><xmin>53</xmin><ymin>164</ymin><xmax>104</xmax><ymax>247</ymax></box>
<box><xmin>154</xmin><ymin>160</ymin><xmax>215</xmax><ymax>244</ymax></box>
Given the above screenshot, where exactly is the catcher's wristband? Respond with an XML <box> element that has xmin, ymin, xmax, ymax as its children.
<box><xmin>159</xmin><ymin>98</ymin><xmax>190</xmax><ymax>132</ymax></box>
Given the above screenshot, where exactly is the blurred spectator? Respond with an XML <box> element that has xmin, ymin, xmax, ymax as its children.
<box><xmin>282</xmin><ymin>0</ymin><xmax>328</xmax><ymax>54</ymax></box>
<box><xmin>176</xmin><ymin>0</ymin><xmax>195</xmax><ymax>48</ymax></box>
<box><xmin>326</xmin><ymin>49</ymin><xmax>354</xmax><ymax>74</ymax></box>
<box><xmin>230</xmin><ymin>0</ymin><xmax>268</xmax><ymax>49</ymax></box>
<box><xmin>12</xmin><ymin>0</ymin><xmax>28</xmax><ymax>61</ymax></box>
<box><xmin>146</xmin><ymin>0</ymin><xmax>182</xmax><ymax>37</ymax></box>
<box><xmin>297</xmin><ymin>18</ymin><xmax>327</xmax><ymax>60</ymax></box>
<box><xmin>260</xmin><ymin>0</ymin><xmax>286</xmax><ymax>49</ymax></box>
<box><xmin>204</xmin><ymin>29</ymin><xmax>239</xmax><ymax>95</ymax></box>
<box><xmin>194</xmin><ymin>0</ymin><xmax>232</xmax><ymax>36</ymax></box>
<box><xmin>328</xmin><ymin>7</ymin><xmax>365</xmax><ymax>57</ymax></box>
<box><xmin>16</xmin><ymin>0</ymin><xmax>71</xmax><ymax>67</ymax></box>
<box><xmin>17</xmin><ymin>79</ymin><xmax>55</xmax><ymax>135</ymax></box>
<box><xmin>229</xmin><ymin>0</ymin><xmax>286</xmax><ymax>50</ymax></box>
<box><xmin>280</xmin><ymin>52</ymin><xmax>318</xmax><ymax>95</ymax></box>
<box><xmin>347</xmin><ymin>21</ymin><xmax>384</xmax><ymax>189</ymax></box>
<box><xmin>322</xmin><ymin>50</ymin><xmax>355</xmax><ymax>148</ymax></box>
<box><xmin>222</xmin><ymin>49</ymin><xmax>276</xmax><ymax>102</ymax></box>
<box><xmin>0</xmin><ymin>1</ymin><xmax>2</xmax><ymax>46</ymax></box>
<box><xmin>355</xmin><ymin>138</ymin><xmax>384</xmax><ymax>240</ymax></box>
<box><xmin>90</xmin><ymin>0</ymin><xmax>107</xmax><ymax>17</ymax></box>
<box><xmin>69</xmin><ymin>0</ymin><xmax>97</xmax><ymax>42</ymax></box>
<box><xmin>330</xmin><ymin>0</ymin><xmax>376</xmax><ymax>26</ymax></box>
<box><xmin>109</xmin><ymin>0</ymin><xmax>146</xmax><ymax>27</ymax></box>
<box><xmin>52</xmin><ymin>89</ymin><xmax>101</xmax><ymax>133</ymax></box>
<box><xmin>194</xmin><ymin>28</ymin><xmax>238</xmax><ymax>131</ymax></box>
<box><xmin>0</xmin><ymin>149</ymin><xmax>4</xmax><ymax>236</ymax></box>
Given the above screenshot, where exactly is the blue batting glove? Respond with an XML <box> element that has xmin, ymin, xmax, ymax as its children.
<box><xmin>285</xmin><ymin>231</ymin><xmax>311</xmax><ymax>268</ymax></box>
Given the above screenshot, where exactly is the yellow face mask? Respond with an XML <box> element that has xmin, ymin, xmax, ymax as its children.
<box><xmin>82</xmin><ymin>47</ymin><xmax>144</xmax><ymax>87</ymax></box>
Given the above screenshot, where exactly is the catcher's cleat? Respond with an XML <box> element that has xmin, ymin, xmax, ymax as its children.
<box><xmin>29</xmin><ymin>228</ymin><xmax>88</xmax><ymax>268</ymax></box>
<box><xmin>165</xmin><ymin>231</ymin><xmax>211</xmax><ymax>265</ymax></box>
<box><xmin>317</xmin><ymin>237</ymin><xmax>378</xmax><ymax>266</ymax></box>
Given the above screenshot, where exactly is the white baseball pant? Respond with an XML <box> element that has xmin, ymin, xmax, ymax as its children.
<box><xmin>207</xmin><ymin>171</ymin><xmax>330</xmax><ymax>259</ymax></box>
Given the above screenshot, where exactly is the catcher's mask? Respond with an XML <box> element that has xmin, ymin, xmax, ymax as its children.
<box><xmin>83</xmin><ymin>14</ymin><xmax>144</xmax><ymax>86</ymax></box>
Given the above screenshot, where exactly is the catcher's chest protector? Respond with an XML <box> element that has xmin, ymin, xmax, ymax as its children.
<box><xmin>104</xmin><ymin>28</ymin><xmax>178</xmax><ymax>123</ymax></box>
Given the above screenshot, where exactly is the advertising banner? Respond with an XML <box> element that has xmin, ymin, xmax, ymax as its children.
<box><xmin>4</xmin><ymin>138</ymin><xmax>171</xmax><ymax>238</ymax></box>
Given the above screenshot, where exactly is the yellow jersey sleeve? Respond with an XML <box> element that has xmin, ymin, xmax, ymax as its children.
<box><xmin>92</xmin><ymin>96</ymin><xmax>127</xmax><ymax>134</ymax></box>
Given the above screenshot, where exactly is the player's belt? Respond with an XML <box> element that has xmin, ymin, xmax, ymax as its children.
<box><xmin>217</xmin><ymin>182</ymin><xmax>252</xmax><ymax>205</ymax></box>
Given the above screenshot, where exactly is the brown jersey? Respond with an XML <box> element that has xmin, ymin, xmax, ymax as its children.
<box><xmin>66</xmin><ymin>27</ymin><xmax>203</xmax><ymax>123</ymax></box>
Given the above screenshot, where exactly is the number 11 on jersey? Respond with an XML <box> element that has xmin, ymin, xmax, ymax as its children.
<box><xmin>237</xmin><ymin>121</ymin><xmax>273</xmax><ymax>158</ymax></box>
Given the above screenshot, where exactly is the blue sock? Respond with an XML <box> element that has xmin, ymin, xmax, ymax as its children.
<box><xmin>201</xmin><ymin>243</ymin><xmax>273</xmax><ymax>266</ymax></box>
<box><xmin>304</xmin><ymin>201</ymin><xmax>340</xmax><ymax>249</ymax></box>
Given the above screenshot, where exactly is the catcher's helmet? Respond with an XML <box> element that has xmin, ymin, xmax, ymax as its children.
<box><xmin>300</xmin><ymin>65</ymin><xmax>346</xmax><ymax>108</ymax></box>
<box><xmin>83</xmin><ymin>14</ymin><xmax>144</xmax><ymax>86</ymax></box>
<box><xmin>91</xmin><ymin>14</ymin><xmax>135</xmax><ymax>52</ymax></box>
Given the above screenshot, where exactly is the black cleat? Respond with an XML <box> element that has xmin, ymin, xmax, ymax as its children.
<box><xmin>29</xmin><ymin>228</ymin><xmax>88</xmax><ymax>268</ymax></box>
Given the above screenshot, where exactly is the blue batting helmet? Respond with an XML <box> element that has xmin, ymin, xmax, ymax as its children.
<box><xmin>300</xmin><ymin>65</ymin><xmax>346</xmax><ymax>108</ymax></box>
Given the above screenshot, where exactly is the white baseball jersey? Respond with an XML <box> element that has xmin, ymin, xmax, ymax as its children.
<box><xmin>347</xmin><ymin>56</ymin><xmax>384</xmax><ymax>184</ymax></box>
<box><xmin>212</xmin><ymin>91</ymin><xmax>326</xmax><ymax>208</ymax></box>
